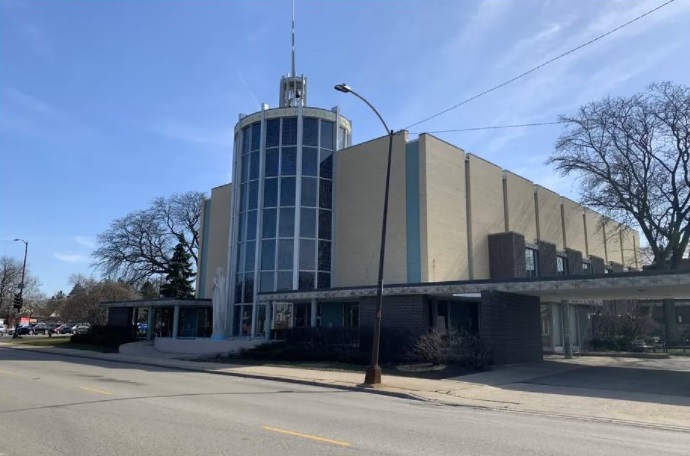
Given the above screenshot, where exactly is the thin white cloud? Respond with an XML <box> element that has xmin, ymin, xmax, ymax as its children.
<box><xmin>54</xmin><ymin>253</ymin><xmax>90</xmax><ymax>263</ymax></box>
<box><xmin>150</xmin><ymin>120</ymin><xmax>233</xmax><ymax>148</ymax></box>
<box><xmin>0</xmin><ymin>87</ymin><xmax>97</xmax><ymax>142</ymax></box>
<box><xmin>73</xmin><ymin>236</ymin><xmax>96</xmax><ymax>249</ymax></box>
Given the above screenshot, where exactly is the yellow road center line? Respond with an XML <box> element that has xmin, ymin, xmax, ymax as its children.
<box><xmin>79</xmin><ymin>386</ymin><xmax>112</xmax><ymax>396</ymax></box>
<box><xmin>262</xmin><ymin>426</ymin><xmax>351</xmax><ymax>447</ymax></box>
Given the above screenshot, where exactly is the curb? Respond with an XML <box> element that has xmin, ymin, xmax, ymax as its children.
<box><xmin>0</xmin><ymin>345</ymin><xmax>421</xmax><ymax>403</ymax></box>
<box><xmin>3</xmin><ymin>344</ymin><xmax>688</xmax><ymax>433</ymax></box>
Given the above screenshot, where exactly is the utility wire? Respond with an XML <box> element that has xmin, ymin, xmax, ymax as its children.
<box><xmin>403</xmin><ymin>0</ymin><xmax>677</xmax><ymax>130</ymax></box>
<box><xmin>411</xmin><ymin>121</ymin><xmax>564</xmax><ymax>134</ymax></box>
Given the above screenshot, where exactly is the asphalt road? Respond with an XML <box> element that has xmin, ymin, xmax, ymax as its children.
<box><xmin>0</xmin><ymin>348</ymin><xmax>687</xmax><ymax>456</ymax></box>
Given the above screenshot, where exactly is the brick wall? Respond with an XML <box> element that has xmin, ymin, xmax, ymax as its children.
<box><xmin>480</xmin><ymin>291</ymin><xmax>542</xmax><ymax>364</ymax></box>
<box><xmin>537</xmin><ymin>240</ymin><xmax>557</xmax><ymax>277</ymax></box>
<box><xmin>488</xmin><ymin>232</ymin><xmax>527</xmax><ymax>279</ymax></box>
<box><xmin>565</xmin><ymin>248</ymin><xmax>583</xmax><ymax>275</ymax></box>
<box><xmin>107</xmin><ymin>307</ymin><xmax>132</xmax><ymax>327</ymax></box>
<box><xmin>359</xmin><ymin>294</ymin><xmax>428</xmax><ymax>362</ymax></box>
<box><xmin>590</xmin><ymin>255</ymin><xmax>606</xmax><ymax>274</ymax></box>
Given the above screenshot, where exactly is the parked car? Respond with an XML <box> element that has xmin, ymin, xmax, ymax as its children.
<box><xmin>0</xmin><ymin>324</ymin><xmax>7</xmax><ymax>336</ymax></box>
<box><xmin>48</xmin><ymin>323</ymin><xmax>61</xmax><ymax>334</ymax></box>
<box><xmin>16</xmin><ymin>325</ymin><xmax>36</xmax><ymax>336</ymax></box>
<box><xmin>57</xmin><ymin>323</ymin><xmax>76</xmax><ymax>334</ymax></box>
<box><xmin>33</xmin><ymin>322</ymin><xmax>49</xmax><ymax>334</ymax></box>
<box><xmin>72</xmin><ymin>323</ymin><xmax>91</xmax><ymax>334</ymax></box>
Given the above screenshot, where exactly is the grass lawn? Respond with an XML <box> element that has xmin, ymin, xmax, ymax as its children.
<box><xmin>0</xmin><ymin>336</ymin><xmax>104</xmax><ymax>352</ymax></box>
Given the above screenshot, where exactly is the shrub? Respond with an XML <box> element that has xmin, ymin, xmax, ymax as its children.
<box><xmin>70</xmin><ymin>325</ymin><xmax>136</xmax><ymax>351</ymax></box>
<box><xmin>239</xmin><ymin>341</ymin><xmax>368</xmax><ymax>364</ymax></box>
<box><xmin>407</xmin><ymin>330</ymin><xmax>491</xmax><ymax>370</ymax></box>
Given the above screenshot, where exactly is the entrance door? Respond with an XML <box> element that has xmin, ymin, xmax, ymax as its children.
<box><xmin>552</xmin><ymin>303</ymin><xmax>580</xmax><ymax>353</ymax></box>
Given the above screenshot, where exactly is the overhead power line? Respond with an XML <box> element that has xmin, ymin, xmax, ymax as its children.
<box><xmin>403</xmin><ymin>0</ymin><xmax>677</xmax><ymax>130</ymax></box>
<box><xmin>411</xmin><ymin>121</ymin><xmax>564</xmax><ymax>134</ymax></box>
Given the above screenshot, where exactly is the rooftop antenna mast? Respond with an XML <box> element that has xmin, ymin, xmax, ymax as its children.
<box><xmin>291</xmin><ymin>0</ymin><xmax>297</xmax><ymax>107</ymax></box>
<box><xmin>279</xmin><ymin>0</ymin><xmax>306</xmax><ymax>107</ymax></box>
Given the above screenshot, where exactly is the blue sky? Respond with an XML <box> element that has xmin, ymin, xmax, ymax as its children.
<box><xmin>1</xmin><ymin>0</ymin><xmax>688</xmax><ymax>295</ymax></box>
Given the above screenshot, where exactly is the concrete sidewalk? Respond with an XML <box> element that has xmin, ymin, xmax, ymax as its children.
<box><xmin>2</xmin><ymin>342</ymin><xmax>688</xmax><ymax>432</ymax></box>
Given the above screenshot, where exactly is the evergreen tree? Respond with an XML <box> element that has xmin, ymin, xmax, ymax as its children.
<box><xmin>139</xmin><ymin>280</ymin><xmax>160</xmax><ymax>299</ymax></box>
<box><xmin>160</xmin><ymin>239</ymin><xmax>195</xmax><ymax>299</ymax></box>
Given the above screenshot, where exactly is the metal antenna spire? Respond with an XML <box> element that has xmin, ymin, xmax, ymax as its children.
<box><xmin>291</xmin><ymin>0</ymin><xmax>297</xmax><ymax>106</ymax></box>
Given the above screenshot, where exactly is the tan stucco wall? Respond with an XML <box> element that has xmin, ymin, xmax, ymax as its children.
<box><xmin>419</xmin><ymin>135</ymin><xmax>468</xmax><ymax>281</ymax></box>
<box><xmin>620</xmin><ymin>228</ymin><xmax>639</xmax><ymax>269</ymax></box>
<box><xmin>467</xmin><ymin>154</ymin><xmax>505</xmax><ymax>280</ymax></box>
<box><xmin>333</xmin><ymin>133</ymin><xmax>408</xmax><ymax>287</ymax></box>
<box><xmin>562</xmin><ymin>197</ymin><xmax>586</xmax><ymax>254</ymax></box>
<box><xmin>504</xmin><ymin>171</ymin><xmax>537</xmax><ymax>243</ymax></box>
<box><xmin>198</xmin><ymin>184</ymin><xmax>232</xmax><ymax>299</ymax></box>
<box><xmin>535</xmin><ymin>186</ymin><xmax>563</xmax><ymax>250</ymax></box>
<box><xmin>584</xmin><ymin>209</ymin><xmax>606</xmax><ymax>259</ymax></box>
<box><xmin>605</xmin><ymin>221</ymin><xmax>624</xmax><ymax>266</ymax></box>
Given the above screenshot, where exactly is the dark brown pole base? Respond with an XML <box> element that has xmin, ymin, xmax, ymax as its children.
<box><xmin>364</xmin><ymin>364</ymin><xmax>382</xmax><ymax>385</ymax></box>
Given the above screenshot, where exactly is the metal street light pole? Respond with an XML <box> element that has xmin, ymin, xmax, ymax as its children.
<box><xmin>12</xmin><ymin>238</ymin><xmax>28</xmax><ymax>339</ymax></box>
<box><xmin>334</xmin><ymin>84</ymin><xmax>393</xmax><ymax>385</ymax></box>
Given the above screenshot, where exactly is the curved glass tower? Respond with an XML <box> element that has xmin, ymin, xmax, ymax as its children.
<box><xmin>228</xmin><ymin>74</ymin><xmax>351</xmax><ymax>337</ymax></box>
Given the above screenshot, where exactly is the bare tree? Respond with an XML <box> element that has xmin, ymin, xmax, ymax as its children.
<box><xmin>548</xmin><ymin>81</ymin><xmax>689</xmax><ymax>342</ymax></box>
<box><xmin>60</xmin><ymin>275</ymin><xmax>138</xmax><ymax>325</ymax></box>
<box><xmin>92</xmin><ymin>191</ymin><xmax>205</xmax><ymax>284</ymax></box>
<box><xmin>0</xmin><ymin>256</ymin><xmax>40</xmax><ymax>321</ymax></box>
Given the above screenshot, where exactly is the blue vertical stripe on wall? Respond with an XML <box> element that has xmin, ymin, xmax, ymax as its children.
<box><xmin>198</xmin><ymin>199</ymin><xmax>212</xmax><ymax>298</ymax></box>
<box><xmin>406</xmin><ymin>140</ymin><xmax>421</xmax><ymax>282</ymax></box>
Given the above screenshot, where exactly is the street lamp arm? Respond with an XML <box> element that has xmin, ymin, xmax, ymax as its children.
<box><xmin>346</xmin><ymin>90</ymin><xmax>390</xmax><ymax>135</ymax></box>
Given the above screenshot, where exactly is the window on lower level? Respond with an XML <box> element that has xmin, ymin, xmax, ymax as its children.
<box><xmin>583</xmin><ymin>262</ymin><xmax>592</xmax><ymax>274</ymax></box>
<box><xmin>526</xmin><ymin>248</ymin><xmax>538</xmax><ymax>277</ymax></box>
<box><xmin>556</xmin><ymin>256</ymin><xmax>568</xmax><ymax>275</ymax></box>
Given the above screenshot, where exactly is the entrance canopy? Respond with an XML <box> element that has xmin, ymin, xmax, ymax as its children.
<box><xmin>257</xmin><ymin>269</ymin><xmax>690</xmax><ymax>303</ymax></box>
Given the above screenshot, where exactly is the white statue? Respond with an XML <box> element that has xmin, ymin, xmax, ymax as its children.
<box><xmin>211</xmin><ymin>267</ymin><xmax>227</xmax><ymax>340</ymax></box>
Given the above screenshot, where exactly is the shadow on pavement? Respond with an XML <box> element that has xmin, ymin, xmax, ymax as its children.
<box><xmin>498</xmin><ymin>364</ymin><xmax>690</xmax><ymax>406</ymax></box>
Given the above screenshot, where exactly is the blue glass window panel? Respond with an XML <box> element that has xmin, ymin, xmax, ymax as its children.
<box><xmin>263</xmin><ymin>178</ymin><xmax>278</xmax><ymax>207</ymax></box>
<box><xmin>281</xmin><ymin>117</ymin><xmax>297</xmax><ymax>145</ymax></box>
<box><xmin>319</xmin><ymin>150</ymin><xmax>333</xmax><ymax>179</ymax></box>
<box><xmin>246</xmin><ymin>210</ymin><xmax>257</xmax><ymax>241</ymax></box>
<box><xmin>318</xmin><ymin>241</ymin><xmax>331</xmax><ymax>271</ymax></box>
<box><xmin>278</xmin><ymin>208</ymin><xmax>295</xmax><ymax>237</ymax></box>
<box><xmin>236</xmin><ymin>242</ymin><xmax>245</xmax><ymax>272</ymax></box>
<box><xmin>242</xmin><ymin>276</ymin><xmax>254</xmax><ymax>303</ymax></box>
<box><xmin>244</xmin><ymin>241</ymin><xmax>255</xmax><ymax>272</ymax></box>
<box><xmin>234</xmin><ymin>274</ymin><xmax>243</xmax><ymax>303</ymax></box>
<box><xmin>299</xmin><ymin>239</ymin><xmax>316</xmax><ymax>270</ymax></box>
<box><xmin>262</xmin><ymin>208</ymin><xmax>277</xmax><ymax>238</ymax></box>
<box><xmin>280</xmin><ymin>177</ymin><xmax>296</xmax><ymax>206</ymax></box>
<box><xmin>241</xmin><ymin>155</ymin><xmax>249</xmax><ymax>183</ymax></box>
<box><xmin>320</xmin><ymin>121</ymin><xmax>334</xmax><ymax>150</ymax></box>
<box><xmin>298</xmin><ymin>272</ymin><xmax>315</xmax><ymax>291</ymax></box>
<box><xmin>276</xmin><ymin>271</ymin><xmax>293</xmax><ymax>291</ymax></box>
<box><xmin>318</xmin><ymin>210</ymin><xmax>332</xmax><ymax>240</ymax></box>
<box><xmin>303</xmin><ymin>117</ymin><xmax>319</xmax><ymax>146</ymax></box>
<box><xmin>319</xmin><ymin>179</ymin><xmax>332</xmax><ymax>209</ymax></box>
<box><xmin>240</xmin><ymin>183</ymin><xmax>248</xmax><ymax>211</ymax></box>
<box><xmin>259</xmin><ymin>271</ymin><xmax>275</xmax><ymax>292</ymax></box>
<box><xmin>261</xmin><ymin>240</ymin><xmax>276</xmax><ymax>270</ymax></box>
<box><xmin>302</xmin><ymin>147</ymin><xmax>318</xmax><ymax>176</ymax></box>
<box><xmin>301</xmin><ymin>177</ymin><xmax>317</xmax><ymax>207</ymax></box>
<box><xmin>266</xmin><ymin>118</ymin><xmax>280</xmax><ymax>148</ymax></box>
<box><xmin>265</xmin><ymin>148</ymin><xmax>279</xmax><ymax>177</ymax></box>
<box><xmin>281</xmin><ymin>147</ymin><xmax>297</xmax><ymax>176</ymax></box>
<box><xmin>300</xmin><ymin>208</ymin><xmax>316</xmax><ymax>238</ymax></box>
<box><xmin>242</xmin><ymin>126</ymin><xmax>250</xmax><ymax>154</ymax></box>
<box><xmin>238</xmin><ymin>212</ymin><xmax>246</xmax><ymax>242</ymax></box>
<box><xmin>251</xmin><ymin>122</ymin><xmax>261</xmax><ymax>151</ymax></box>
<box><xmin>250</xmin><ymin>151</ymin><xmax>260</xmax><ymax>180</ymax></box>
<box><xmin>277</xmin><ymin>239</ymin><xmax>294</xmax><ymax>269</ymax></box>
<box><xmin>337</xmin><ymin>126</ymin><xmax>346</xmax><ymax>150</ymax></box>
<box><xmin>248</xmin><ymin>181</ymin><xmax>259</xmax><ymax>210</ymax></box>
<box><xmin>317</xmin><ymin>272</ymin><xmax>331</xmax><ymax>289</ymax></box>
